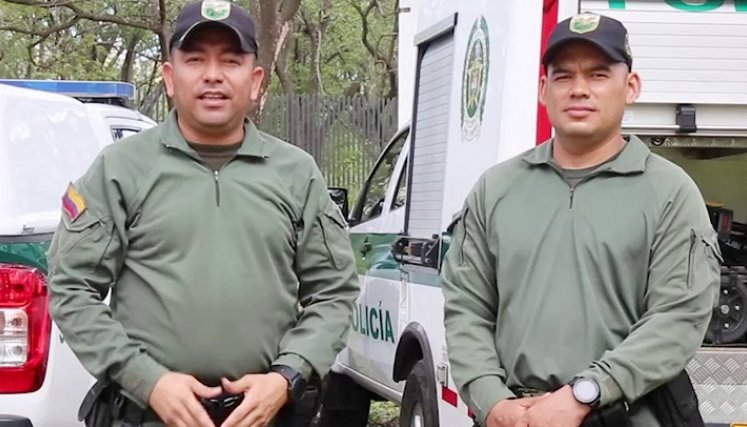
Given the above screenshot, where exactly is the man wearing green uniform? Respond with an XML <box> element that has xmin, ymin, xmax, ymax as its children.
<box><xmin>442</xmin><ymin>13</ymin><xmax>722</xmax><ymax>427</ymax></box>
<box><xmin>47</xmin><ymin>1</ymin><xmax>359</xmax><ymax>426</ymax></box>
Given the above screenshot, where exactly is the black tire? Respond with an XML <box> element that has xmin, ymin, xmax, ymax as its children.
<box><xmin>399</xmin><ymin>360</ymin><xmax>439</xmax><ymax>427</ymax></box>
<box><xmin>314</xmin><ymin>372</ymin><xmax>370</xmax><ymax>427</ymax></box>
<box><xmin>706</xmin><ymin>267</ymin><xmax>747</xmax><ymax>344</ymax></box>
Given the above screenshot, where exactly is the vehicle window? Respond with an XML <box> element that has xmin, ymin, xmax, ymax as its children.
<box><xmin>354</xmin><ymin>130</ymin><xmax>408</xmax><ymax>223</ymax></box>
<box><xmin>392</xmin><ymin>159</ymin><xmax>408</xmax><ymax>210</ymax></box>
<box><xmin>111</xmin><ymin>127</ymin><xmax>142</xmax><ymax>141</ymax></box>
<box><xmin>0</xmin><ymin>98</ymin><xmax>99</xmax><ymax>228</ymax></box>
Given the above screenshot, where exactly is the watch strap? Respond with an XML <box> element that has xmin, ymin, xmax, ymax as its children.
<box><xmin>269</xmin><ymin>365</ymin><xmax>306</xmax><ymax>404</ymax></box>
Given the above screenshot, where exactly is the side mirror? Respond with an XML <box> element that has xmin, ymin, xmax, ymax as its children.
<box><xmin>327</xmin><ymin>187</ymin><xmax>349</xmax><ymax>220</ymax></box>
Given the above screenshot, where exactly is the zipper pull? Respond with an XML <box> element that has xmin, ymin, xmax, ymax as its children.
<box><xmin>214</xmin><ymin>170</ymin><xmax>221</xmax><ymax>206</ymax></box>
<box><xmin>569</xmin><ymin>187</ymin><xmax>575</xmax><ymax>210</ymax></box>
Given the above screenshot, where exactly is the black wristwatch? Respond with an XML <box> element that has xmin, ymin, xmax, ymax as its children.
<box><xmin>569</xmin><ymin>376</ymin><xmax>601</xmax><ymax>408</ymax></box>
<box><xmin>269</xmin><ymin>365</ymin><xmax>307</xmax><ymax>404</ymax></box>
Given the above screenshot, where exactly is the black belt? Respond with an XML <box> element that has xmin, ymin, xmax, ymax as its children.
<box><xmin>117</xmin><ymin>392</ymin><xmax>244</xmax><ymax>425</ymax></box>
<box><xmin>510</xmin><ymin>386</ymin><xmax>545</xmax><ymax>398</ymax></box>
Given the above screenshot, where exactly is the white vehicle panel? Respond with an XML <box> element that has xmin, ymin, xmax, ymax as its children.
<box><xmin>0</xmin><ymin>82</ymin><xmax>156</xmax><ymax>425</ymax></box>
<box><xmin>340</xmin><ymin>131</ymin><xmax>410</xmax><ymax>388</ymax></box>
<box><xmin>440</xmin><ymin>0</ymin><xmax>541</xmax><ymax>232</ymax></box>
<box><xmin>1</xmin><ymin>322</ymin><xmax>91</xmax><ymax>426</ymax></box>
<box><xmin>405</xmin><ymin>275</ymin><xmax>473</xmax><ymax>426</ymax></box>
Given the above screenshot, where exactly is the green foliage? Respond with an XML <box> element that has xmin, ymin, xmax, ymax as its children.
<box><xmin>0</xmin><ymin>1</ymin><xmax>150</xmax><ymax>80</ymax></box>
<box><xmin>0</xmin><ymin>0</ymin><xmax>397</xmax><ymax>98</ymax></box>
<box><xmin>368</xmin><ymin>401</ymin><xmax>399</xmax><ymax>426</ymax></box>
<box><xmin>270</xmin><ymin>0</ymin><xmax>399</xmax><ymax>97</ymax></box>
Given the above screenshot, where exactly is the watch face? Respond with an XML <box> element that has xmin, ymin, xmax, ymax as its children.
<box><xmin>573</xmin><ymin>379</ymin><xmax>599</xmax><ymax>404</ymax></box>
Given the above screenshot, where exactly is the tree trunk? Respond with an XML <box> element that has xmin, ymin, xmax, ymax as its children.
<box><xmin>120</xmin><ymin>34</ymin><xmax>140</xmax><ymax>82</ymax></box>
<box><xmin>302</xmin><ymin>0</ymin><xmax>331</xmax><ymax>96</ymax></box>
<box><xmin>274</xmin><ymin>27</ymin><xmax>303</xmax><ymax>149</ymax></box>
<box><xmin>248</xmin><ymin>0</ymin><xmax>301</xmax><ymax>123</ymax></box>
<box><xmin>307</xmin><ymin>26</ymin><xmax>323</xmax><ymax>95</ymax></box>
<box><xmin>274</xmin><ymin>30</ymin><xmax>296</xmax><ymax>97</ymax></box>
<box><xmin>351</xmin><ymin>0</ymin><xmax>399</xmax><ymax>98</ymax></box>
<box><xmin>156</xmin><ymin>0</ymin><xmax>172</xmax><ymax>110</ymax></box>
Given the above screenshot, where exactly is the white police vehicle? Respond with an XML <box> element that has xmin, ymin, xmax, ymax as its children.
<box><xmin>0</xmin><ymin>80</ymin><xmax>155</xmax><ymax>426</ymax></box>
<box><xmin>0</xmin><ymin>80</ymin><xmax>156</xmax><ymax>148</ymax></box>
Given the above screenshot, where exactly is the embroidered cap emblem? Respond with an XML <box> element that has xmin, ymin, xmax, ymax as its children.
<box><xmin>569</xmin><ymin>13</ymin><xmax>601</xmax><ymax>34</ymax></box>
<box><xmin>201</xmin><ymin>0</ymin><xmax>231</xmax><ymax>20</ymax></box>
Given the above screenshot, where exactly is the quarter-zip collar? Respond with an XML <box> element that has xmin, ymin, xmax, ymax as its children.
<box><xmin>523</xmin><ymin>135</ymin><xmax>650</xmax><ymax>175</ymax></box>
<box><xmin>158</xmin><ymin>109</ymin><xmax>269</xmax><ymax>159</ymax></box>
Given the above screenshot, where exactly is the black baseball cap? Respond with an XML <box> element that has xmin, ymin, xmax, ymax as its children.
<box><xmin>542</xmin><ymin>12</ymin><xmax>632</xmax><ymax>70</ymax></box>
<box><xmin>170</xmin><ymin>0</ymin><xmax>258</xmax><ymax>54</ymax></box>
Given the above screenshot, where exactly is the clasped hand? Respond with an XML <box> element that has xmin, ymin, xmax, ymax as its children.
<box><xmin>485</xmin><ymin>385</ymin><xmax>592</xmax><ymax>427</ymax></box>
<box><xmin>149</xmin><ymin>372</ymin><xmax>289</xmax><ymax>427</ymax></box>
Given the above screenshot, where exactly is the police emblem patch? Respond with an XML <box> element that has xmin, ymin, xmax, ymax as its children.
<box><xmin>461</xmin><ymin>16</ymin><xmax>490</xmax><ymax>142</ymax></box>
<box><xmin>569</xmin><ymin>13</ymin><xmax>601</xmax><ymax>34</ymax></box>
<box><xmin>201</xmin><ymin>0</ymin><xmax>231</xmax><ymax>20</ymax></box>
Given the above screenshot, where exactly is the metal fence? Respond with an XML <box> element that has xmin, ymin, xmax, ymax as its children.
<box><xmin>138</xmin><ymin>92</ymin><xmax>398</xmax><ymax>200</ymax></box>
<box><xmin>259</xmin><ymin>95</ymin><xmax>398</xmax><ymax>195</ymax></box>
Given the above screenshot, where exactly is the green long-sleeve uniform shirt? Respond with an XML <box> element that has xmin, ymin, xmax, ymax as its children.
<box><xmin>47</xmin><ymin>110</ymin><xmax>359</xmax><ymax>409</ymax></box>
<box><xmin>442</xmin><ymin>136</ymin><xmax>722</xmax><ymax>426</ymax></box>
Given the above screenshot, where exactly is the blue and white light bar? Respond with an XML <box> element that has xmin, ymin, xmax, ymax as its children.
<box><xmin>0</xmin><ymin>79</ymin><xmax>136</xmax><ymax>100</ymax></box>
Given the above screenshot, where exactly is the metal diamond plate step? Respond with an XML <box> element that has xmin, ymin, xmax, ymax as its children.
<box><xmin>689</xmin><ymin>348</ymin><xmax>747</xmax><ymax>424</ymax></box>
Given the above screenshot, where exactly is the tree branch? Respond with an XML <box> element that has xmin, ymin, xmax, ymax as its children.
<box><xmin>66</xmin><ymin>4</ymin><xmax>158</xmax><ymax>32</ymax></box>
<box><xmin>1</xmin><ymin>0</ymin><xmax>76</xmax><ymax>6</ymax></box>
<box><xmin>2</xmin><ymin>0</ymin><xmax>158</xmax><ymax>32</ymax></box>
<box><xmin>274</xmin><ymin>29</ymin><xmax>295</xmax><ymax>96</ymax></box>
<box><xmin>157</xmin><ymin>0</ymin><xmax>170</xmax><ymax>60</ymax></box>
<box><xmin>0</xmin><ymin>16</ymin><xmax>80</xmax><ymax>39</ymax></box>
<box><xmin>385</xmin><ymin>0</ymin><xmax>399</xmax><ymax>98</ymax></box>
<box><xmin>158</xmin><ymin>0</ymin><xmax>167</xmax><ymax>25</ymax></box>
<box><xmin>324</xmin><ymin>51</ymin><xmax>343</xmax><ymax>64</ymax></box>
<box><xmin>350</xmin><ymin>0</ymin><xmax>398</xmax><ymax>97</ymax></box>
<box><xmin>299</xmin><ymin>7</ymin><xmax>312</xmax><ymax>36</ymax></box>
<box><xmin>280</xmin><ymin>0</ymin><xmax>302</xmax><ymax>23</ymax></box>
<box><xmin>120</xmin><ymin>33</ymin><xmax>141</xmax><ymax>81</ymax></box>
<box><xmin>352</xmin><ymin>0</ymin><xmax>386</xmax><ymax>64</ymax></box>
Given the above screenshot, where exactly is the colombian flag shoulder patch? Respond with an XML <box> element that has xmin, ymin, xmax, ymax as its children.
<box><xmin>62</xmin><ymin>183</ymin><xmax>86</xmax><ymax>222</ymax></box>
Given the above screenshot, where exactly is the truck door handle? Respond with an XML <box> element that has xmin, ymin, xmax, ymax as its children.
<box><xmin>360</xmin><ymin>239</ymin><xmax>372</xmax><ymax>256</ymax></box>
<box><xmin>392</xmin><ymin>235</ymin><xmax>441</xmax><ymax>269</ymax></box>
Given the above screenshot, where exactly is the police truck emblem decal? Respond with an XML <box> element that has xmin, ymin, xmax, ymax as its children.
<box><xmin>569</xmin><ymin>13</ymin><xmax>600</xmax><ymax>34</ymax></box>
<box><xmin>202</xmin><ymin>0</ymin><xmax>231</xmax><ymax>20</ymax></box>
<box><xmin>461</xmin><ymin>16</ymin><xmax>490</xmax><ymax>142</ymax></box>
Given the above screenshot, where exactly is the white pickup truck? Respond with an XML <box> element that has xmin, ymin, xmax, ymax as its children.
<box><xmin>0</xmin><ymin>80</ymin><xmax>155</xmax><ymax>426</ymax></box>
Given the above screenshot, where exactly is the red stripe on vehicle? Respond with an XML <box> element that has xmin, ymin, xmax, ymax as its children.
<box><xmin>536</xmin><ymin>0</ymin><xmax>558</xmax><ymax>145</ymax></box>
<box><xmin>442</xmin><ymin>385</ymin><xmax>459</xmax><ymax>407</ymax></box>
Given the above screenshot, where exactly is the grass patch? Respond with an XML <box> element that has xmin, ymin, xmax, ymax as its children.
<box><xmin>367</xmin><ymin>401</ymin><xmax>399</xmax><ymax>427</ymax></box>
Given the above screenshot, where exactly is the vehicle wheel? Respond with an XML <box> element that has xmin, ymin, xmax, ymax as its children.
<box><xmin>399</xmin><ymin>360</ymin><xmax>439</xmax><ymax>427</ymax></box>
<box><xmin>707</xmin><ymin>268</ymin><xmax>747</xmax><ymax>344</ymax></box>
<box><xmin>314</xmin><ymin>372</ymin><xmax>370</xmax><ymax>427</ymax></box>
